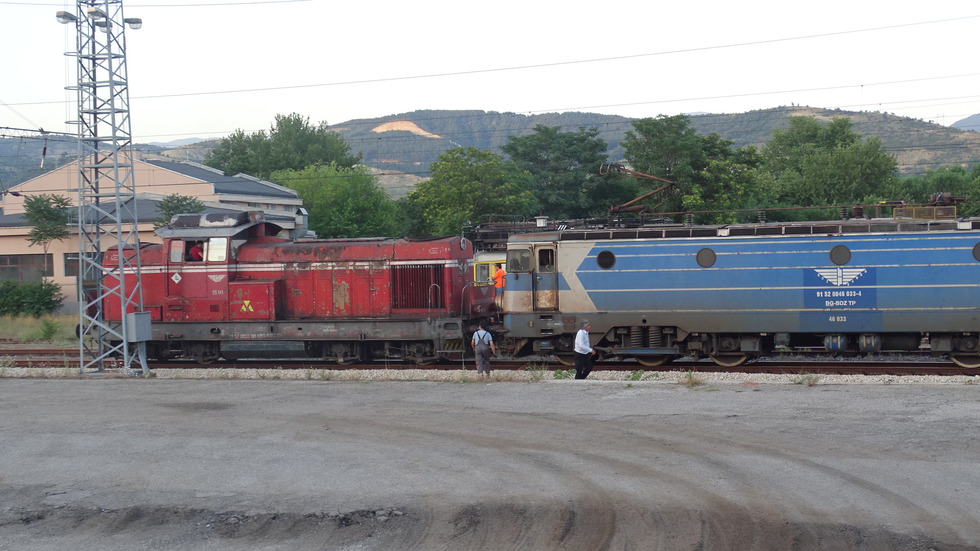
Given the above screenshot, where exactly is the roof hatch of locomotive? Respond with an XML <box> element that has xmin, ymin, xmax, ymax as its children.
<box><xmin>155</xmin><ymin>211</ymin><xmax>282</xmax><ymax>239</ymax></box>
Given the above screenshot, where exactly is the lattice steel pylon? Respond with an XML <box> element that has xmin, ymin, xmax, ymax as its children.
<box><xmin>58</xmin><ymin>1</ymin><xmax>148</xmax><ymax>374</ymax></box>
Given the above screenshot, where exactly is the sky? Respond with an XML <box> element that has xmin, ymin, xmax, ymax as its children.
<box><xmin>1</xmin><ymin>0</ymin><xmax>979</xmax><ymax>144</ymax></box>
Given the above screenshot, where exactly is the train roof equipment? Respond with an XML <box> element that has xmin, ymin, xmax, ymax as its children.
<box><xmin>599</xmin><ymin>162</ymin><xmax>678</xmax><ymax>217</ymax></box>
<box><xmin>155</xmin><ymin>211</ymin><xmax>282</xmax><ymax>239</ymax></box>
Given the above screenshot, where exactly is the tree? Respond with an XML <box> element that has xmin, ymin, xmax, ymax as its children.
<box><xmin>760</xmin><ymin>117</ymin><xmax>897</xmax><ymax>210</ymax></box>
<box><xmin>683</xmin><ymin>144</ymin><xmax>765</xmax><ymax>224</ymax></box>
<box><xmin>271</xmin><ymin>164</ymin><xmax>399</xmax><ymax>238</ymax></box>
<box><xmin>885</xmin><ymin>165</ymin><xmax>980</xmax><ymax>217</ymax></box>
<box><xmin>154</xmin><ymin>194</ymin><xmax>206</xmax><ymax>228</ymax></box>
<box><xmin>622</xmin><ymin>115</ymin><xmax>703</xmax><ymax>183</ymax></box>
<box><xmin>622</xmin><ymin>115</ymin><xmax>763</xmax><ymax>223</ymax></box>
<box><xmin>204</xmin><ymin>113</ymin><xmax>361</xmax><ymax>180</ymax></box>
<box><xmin>409</xmin><ymin>147</ymin><xmax>537</xmax><ymax>236</ymax></box>
<box><xmin>22</xmin><ymin>193</ymin><xmax>71</xmax><ymax>275</ymax></box>
<box><xmin>501</xmin><ymin>125</ymin><xmax>620</xmax><ymax>219</ymax></box>
<box><xmin>961</xmin><ymin>164</ymin><xmax>980</xmax><ymax>217</ymax></box>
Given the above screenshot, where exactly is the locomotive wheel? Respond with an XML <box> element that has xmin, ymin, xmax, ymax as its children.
<box><xmin>497</xmin><ymin>336</ymin><xmax>520</xmax><ymax>357</ymax></box>
<box><xmin>553</xmin><ymin>354</ymin><xmax>575</xmax><ymax>367</ymax></box>
<box><xmin>709</xmin><ymin>353</ymin><xmax>751</xmax><ymax>367</ymax></box>
<box><xmin>634</xmin><ymin>355</ymin><xmax>676</xmax><ymax>367</ymax></box>
<box><xmin>949</xmin><ymin>354</ymin><xmax>980</xmax><ymax>368</ymax></box>
<box><xmin>187</xmin><ymin>343</ymin><xmax>220</xmax><ymax>364</ymax></box>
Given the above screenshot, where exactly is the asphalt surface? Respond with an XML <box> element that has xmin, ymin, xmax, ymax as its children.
<box><xmin>1</xmin><ymin>378</ymin><xmax>978</xmax><ymax>550</ymax></box>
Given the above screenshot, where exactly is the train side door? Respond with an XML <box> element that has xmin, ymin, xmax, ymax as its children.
<box><xmin>283</xmin><ymin>263</ymin><xmax>315</xmax><ymax>318</ymax></box>
<box><xmin>533</xmin><ymin>246</ymin><xmax>557</xmax><ymax>310</ymax></box>
<box><xmin>163</xmin><ymin>237</ymin><xmax>229</xmax><ymax>321</ymax></box>
<box><xmin>164</xmin><ymin>239</ymin><xmax>192</xmax><ymax>321</ymax></box>
<box><xmin>203</xmin><ymin>237</ymin><xmax>230</xmax><ymax>320</ymax></box>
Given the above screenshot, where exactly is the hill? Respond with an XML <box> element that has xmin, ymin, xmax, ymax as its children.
<box><xmin>952</xmin><ymin>113</ymin><xmax>980</xmax><ymax>133</ymax></box>
<box><xmin>330</xmin><ymin>107</ymin><xmax>980</xmax><ymax>185</ymax></box>
<box><xmin>4</xmin><ymin>107</ymin><xmax>980</xmax><ymax>199</ymax></box>
<box><xmin>714</xmin><ymin>106</ymin><xmax>980</xmax><ymax>175</ymax></box>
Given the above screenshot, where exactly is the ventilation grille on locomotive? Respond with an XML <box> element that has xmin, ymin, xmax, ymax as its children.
<box><xmin>393</xmin><ymin>264</ymin><xmax>445</xmax><ymax>309</ymax></box>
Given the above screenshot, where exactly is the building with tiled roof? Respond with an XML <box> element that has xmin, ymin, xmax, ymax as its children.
<box><xmin>0</xmin><ymin>158</ymin><xmax>306</xmax><ymax>311</ymax></box>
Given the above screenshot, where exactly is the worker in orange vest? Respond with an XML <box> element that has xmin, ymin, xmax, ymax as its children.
<box><xmin>492</xmin><ymin>264</ymin><xmax>505</xmax><ymax>309</ymax></box>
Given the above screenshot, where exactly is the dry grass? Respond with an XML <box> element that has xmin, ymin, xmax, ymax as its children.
<box><xmin>0</xmin><ymin>314</ymin><xmax>77</xmax><ymax>344</ymax></box>
<box><xmin>683</xmin><ymin>369</ymin><xmax>705</xmax><ymax>388</ymax></box>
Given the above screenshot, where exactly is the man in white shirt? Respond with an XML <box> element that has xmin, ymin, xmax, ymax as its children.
<box><xmin>573</xmin><ymin>320</ymin><xmax>596</xmax><ymax>379</ymax></box>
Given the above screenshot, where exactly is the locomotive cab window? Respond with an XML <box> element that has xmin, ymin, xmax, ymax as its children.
<box><xmin>473</xmin><ymin>261</ymin><xmax>494</xmax><ymax>285</ymax></box>
<box><xmin>230</xmin><ymin>237</ymin><xmax>248</xmax><ymax>260</ymax></box>
<box><xmin>507</xmin><ymin>249</ymin><xmax>531</xmax><ymax>273</ymax></box>
<box><xmin>172</xmin><ymin>238</ymin><xmax>230</xmax><ymax>263</ymax></box>
<box><xmin>537</xmin><ymin>248</ymin><xmax>555</xmax><ymax>273</ymax></box>
<box><xmin>169</xmin><ymin>240</ymin><xmax>186</xmax><ymax>263</ymax></box>
<box><xmin>184</xmin><ymin>240</ymin><xmax>205</xmax><ymax>262</ymax></box>
<box><xmin>206</xmin><ymin>237</ymin><xmax>229</xmax><ymax>263</ymax></box>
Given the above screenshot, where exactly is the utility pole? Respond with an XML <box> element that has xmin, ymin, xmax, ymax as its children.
<box><xmin>57</xmin><ymin>1</ymin><xmax>148</xmax><ymax>374</ymax></box>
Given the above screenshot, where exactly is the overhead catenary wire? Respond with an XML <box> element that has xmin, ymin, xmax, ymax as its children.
<box><xmin>3</xmin><ymin>12</ymin><xmax>980</xmax><ymax>138</ymax></box>
<box><xmin>2</xmin><ymin>9</ymin><xmax>979</xmax><ymax>178</ymax></box>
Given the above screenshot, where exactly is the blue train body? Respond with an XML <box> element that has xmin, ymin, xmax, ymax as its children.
<box><xmin>500</xmin><ymin>219</ymin><xmax>980</xmax><ymax>367</ymax></box>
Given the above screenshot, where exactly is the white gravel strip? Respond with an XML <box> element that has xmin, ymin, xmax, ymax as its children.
<box><xmin>1</xmin><ymin>365</ymin><xmax>977</xmax><ymax>385</ymax></box>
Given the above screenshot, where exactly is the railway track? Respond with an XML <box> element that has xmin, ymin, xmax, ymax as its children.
<box><xmin>2</xmin><ymin>347</ymin><xmax>975</xmax><ymax>376</ymax></box>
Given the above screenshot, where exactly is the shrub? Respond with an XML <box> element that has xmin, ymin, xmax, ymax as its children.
<box><xmin>21</xmin><ymin>280</ymin><xmax>65</xmax><ymax>317</ymax></box>
<box><xmin>0</xmin><ymin>281</ymin><xmax>19</xmax><ymax>316</ymax></box>
<box><xmin>0</xmin><ymin>280</ymin><xmax>64</xmax><ymax>317</ymax></box>
<box><xmin>28</xmin><ymin>318</ymin><xmax>60</xmax><ymax>341</ymax></box>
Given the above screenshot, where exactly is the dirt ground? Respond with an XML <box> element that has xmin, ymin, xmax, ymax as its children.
<box><xmin>0</xmin><ymin>377</ymin><xmax>978</xmax><ymax>550</ymax></box>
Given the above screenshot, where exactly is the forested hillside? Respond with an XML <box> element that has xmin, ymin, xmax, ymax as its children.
<box><xmin>328</xmin><ymin>111</ymin><xmax>634</xmax><ymax>186</ymax></box>
<box><xmin>330</xmin><ymin>106</ymin><xmax>980</xmax><ymax>182</ymax></box>
<box><xmin>4</xmin><ymin>106</ymin><xmax>980</xmax><ymax>195</ymax></box>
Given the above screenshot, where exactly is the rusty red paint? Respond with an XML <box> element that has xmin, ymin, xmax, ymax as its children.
<box><xmin>104</xmin><ymin>234</ymin><xmax>493</xmax><ymax>325</ymax></box>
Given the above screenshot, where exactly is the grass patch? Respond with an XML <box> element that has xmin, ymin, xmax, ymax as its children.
<box><xmin>0</xmin><ymin>314</ymin><xmax>77</xmax><ymax>344</ymax></box>
<box><xmin>790</xmin><ymin>372</ymin><xmax>822</xmax><ymax>387</ymax></box>
<box><xmin>683</xmin><ymin>369</ymin><xmax>704</xmax><ymax>388</ymax></box>
<box><xmin>628</xmin><ymin>370</ymin><xmax>663</xmax><ymax>382</ymax></box>
<box><xmin>523</xmin><ymin>361</ymin><xmax>549</xmax><ymax>381</ymax></box>
<box><xmin>552</xmin><ymin>369</ymin><xmax>574</xmax><ymax>380</ymax></box>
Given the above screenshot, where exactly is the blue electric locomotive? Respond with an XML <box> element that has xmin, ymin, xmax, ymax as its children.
<box><xmin>500</xmin><ymin>218</ymin><xmax>980</xmax><ymax>368</ymax></box>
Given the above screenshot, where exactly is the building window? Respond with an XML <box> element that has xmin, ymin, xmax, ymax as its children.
<box><xmin>0</xmin><ymin>254</ymin><xmax>53</xmax><ymax>282</ymax></box>
<box><xmin>64</xmin><ymin>253</ymin><xmax>102</xmax><ymax>278</ymax></box>
<box><xmin>64</xmin><ymin>253</ymin><xmax>79</xmax><ymax>277</ymax></box>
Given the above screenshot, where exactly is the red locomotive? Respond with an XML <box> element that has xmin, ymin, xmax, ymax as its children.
<box><xmin>103</xmin><ymin>212</ymin><xmax>496</xmax><ymax>363</ymax></box>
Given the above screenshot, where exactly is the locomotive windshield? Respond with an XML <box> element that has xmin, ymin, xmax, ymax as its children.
<box><xmin>507</xmin><ymin>249</ymin><xmax>531</xmax><ymax>273</ymax></box>
<box><xmin>473</xmin><ymin>262</ymin><xmax>492</xmax><ymax>284</ymax></box>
